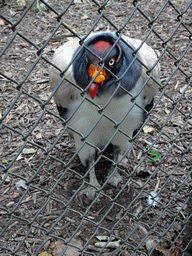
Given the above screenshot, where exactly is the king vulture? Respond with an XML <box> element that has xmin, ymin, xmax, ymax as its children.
<box><xmin>49</xmin><ymin>31</ymin><xmax>160</xmax><ymax>200</ymax></box>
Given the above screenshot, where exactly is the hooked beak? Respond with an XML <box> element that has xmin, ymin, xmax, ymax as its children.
<box><xmin>88</xmin><ymin>64</ymin><xmax>106</xmax><ymax>86</ymax></box>
<box><xmin>88</xmin><ymin>64</ymin><xmax>106</xmax><ymax>99</ymax></box>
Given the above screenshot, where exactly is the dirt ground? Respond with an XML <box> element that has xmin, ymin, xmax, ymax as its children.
<box><xmin>0</xmin><ymin>0</ymin><xmax>192</xmax><ymax>255</ymax></box>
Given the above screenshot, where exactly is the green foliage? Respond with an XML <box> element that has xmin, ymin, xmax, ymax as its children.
<box><xmin>148</xmin><ymin>150</ymin><xmax>161</xmax><ymax>164</ymax></box>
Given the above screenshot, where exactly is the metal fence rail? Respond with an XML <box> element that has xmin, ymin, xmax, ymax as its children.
<box><xmin>0</xmin><ymin>0</ymin><xmax>191</xmax><ymax>255</ymax></box>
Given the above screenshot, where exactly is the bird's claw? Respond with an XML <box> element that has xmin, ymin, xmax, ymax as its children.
<box><xmin>107</xmin><ymin>171</ymin><xmax>123</xmax><ymax>187</ymax></box>
<box><xmin>79</xmin><ymin>184</ymin><xmax>102</xmax><ymax>202</ymax></box>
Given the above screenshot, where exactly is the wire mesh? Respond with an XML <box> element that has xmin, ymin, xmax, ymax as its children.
<box><xmin>0</xmin><ymin>0</ymin><xmax>191</xmax><ymax>255</ymax></box>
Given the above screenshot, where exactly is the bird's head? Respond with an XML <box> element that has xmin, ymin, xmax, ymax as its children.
<box><xmin>73</xmin><ymin>32</ymin><xmax>141</xmax><ymax>99</ymax></box>
<box><xmin>85</xmin><ymin>38</ymin><xmax>122</xmax><ymax>99</ymax></box>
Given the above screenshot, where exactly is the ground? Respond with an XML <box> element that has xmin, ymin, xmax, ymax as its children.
<box><xmin>0</xmin><ymin>0</ymin><xmax>192</xmax><ymax>255</ymax></box>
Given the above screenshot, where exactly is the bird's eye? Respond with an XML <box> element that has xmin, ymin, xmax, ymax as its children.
<box><xmin>108</xmin><ymin>58</ymin><xmax>115</xmax><ymax>66</ymax></box>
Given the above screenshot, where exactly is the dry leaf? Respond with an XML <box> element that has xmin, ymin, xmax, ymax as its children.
<box><xmin>74</xmin><ymin>0</ymin><xmax>82</xmax><ymax>3</ymax></box>
<box><xmin>21</xmin><ymin>196</ymin><xmax>32</xmax><ymax>204</ymax></box>
<box><xmin>39</xmin><ymin>94</ymin><xmax>48</xmax><ymax>101</ymax></box>
<box><xmin>1</xmin><ymin>174</ymin><xmax>11</xmax><ymax>183</ymax></box>
<box><xmin>50</xmin><ymin>242</ymin><xmax>55</xmax><ymax>249</ymax></box>
<box><xmin>35</xmin><ymin>132</ymin><xmax>42</xmax><ymax>139</ymax></box>
<box><xmin>7</xmin><ymin>201</ymin><xmax>15</xmax><ymax>207</ymax></box>
<box><xmin>4</xmin><ymin>113</ymin><xmax>13</xmax><ymax>124</ymax></box>
<box><xmin>53</xmin><ymin>238</ymin><xmax>83</xmax><ymax>256</ymax></box>
<box><xmin>81</xmin><ymin>14</ymin><xmax>89</xmax><ymax>20</ymax></box>
<box><xmin>0</xmin><ymin>19</ymin><xmax>7</xmax><ymax>26</ymax></box>
<box><xmin>17</xmin><ymin>0</ymin><xmax>26</xmax><ymax>7</ymax></box>
<box><xmin>170</xmin><ymin>115</ymin><xmax>184</xmax><ymax>127</ymax></box>
<box><xmin>180</xmin><ymin>84</ymin><xmax>192</xmax><ymax>94</ymax></box>
<box><xmin>133</xmin><ymin>205</ymin><xmax>143</xmax><ymax>217</ymax></box>
<box><xmin>2</xmin><ymin>158</ymin><xmax>8</xmax><ymax>164</ymax></box>
<box><xmin>147</xmin><ymin>191</ymin><xmax>160</xmax><ymax>206</ymax></box>
<box><xmin>95</xmin><ymin>240</ymin><xmax>121</xmax><ymax>249</ymax></box>
<box><xmin>164</xmin><ymin>108</ymin><xmax>170</xmax><ymax>114</ymax></box>
<box><xmin>146</xmin><ymin>237</ymin><xmax>183</xmax><ymax>256</ymax></box>
<box><xmin>38</xmin><ymin>252</ymin><xmax>52</xmax><ymax>256</ymax></box>
<box><xmin>16</xmin><ymin>179</ymin><xmax>27</xmax><ymax>190</ymax></box>
<box><xmin>4</xmin><ymin>71</ymin><xmax>13</xmax><ymax>77</ymax></box>
<box><xmin>143</xmin><ymin>125</ymin><xmax>154</xmax><ymax>134</ymax></box>
<box><xmin>15</xmin><ymin>103</ymin><xmax>26</xmax><ymax>113</ymax></box>
<box><xmin>13</xmin><ymin>192</ymin><xmax>20</xmax><ymax>198</ymax></box>
<box><xmin>22</xmin><ymin>148</ymin><xmax>36</xmax><ymax>154</ymax></box>
<box><xmin>16</xmin><ymin>154</ymin><xmax>22</xmax><ymax>160</ymax></box>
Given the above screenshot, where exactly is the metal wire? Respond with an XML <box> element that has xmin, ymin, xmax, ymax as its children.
<box><xmin>0</xmin><ymin>0</ymin><xmax>192</xmax><ymax>255</ymax></box>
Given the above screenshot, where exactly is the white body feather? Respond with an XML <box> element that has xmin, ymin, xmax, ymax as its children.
<box><xmin>49</xmin><ymin>34</ymin><xmax>160</xmax><ymax>166</ymax></box>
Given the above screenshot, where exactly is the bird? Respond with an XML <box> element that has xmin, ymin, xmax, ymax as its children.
<box><xmin>49</xmin><ymin>31</ymin><xmax>160</xmax><ymax>200</ymax></box>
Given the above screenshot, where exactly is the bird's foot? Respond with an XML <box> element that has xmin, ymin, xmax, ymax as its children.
<box><xmin>107</xmin><ymin>170</ymin><xmax>123</xmax><ymax>187</ymax></box>
<box><xmin>79</xmin><ymin>182</ymin><xmax>102</xmax><ymax>203</ymax></box>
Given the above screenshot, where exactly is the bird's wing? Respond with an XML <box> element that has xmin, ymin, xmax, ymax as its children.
<box><xmin>123</xmin><ymin>36</ymin><xmax>160</xmax><ymax>105</ymax></box>
<box><xmin>49</xmin><ymin>39</ymin><xmax>80</xmax><ymax>109</ymax></box>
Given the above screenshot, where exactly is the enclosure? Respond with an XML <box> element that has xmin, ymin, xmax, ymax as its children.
<box><xmin>0</xmin><ymin>0</ymin><xmax>192</xmax><ymax>255</ymax></box>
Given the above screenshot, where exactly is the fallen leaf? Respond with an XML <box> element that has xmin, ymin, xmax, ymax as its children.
<box><xmin>15</xmin><ymin>103</ymin><xmax>26</xmax><ymax>113</ymax></box>
<box><xmin>43</xmin><ymin>222</ymin><xmax>51</xmax><ymax>228</ymax></box>
<box><xmin>146</xmin><ymin>237</ymin><xmax>183</xmax><ymax>256</ymax></box>
<box><xmin>136</xmin><ymin>168</ymin><xmax>152</xmax><ymax>177</ymax></box>
<box><xmin>95</xmin><ymin>240</ymin><xmax>121</xmax><ymax>249</ymax></box>
<box><xmin>4</xmin><ymin>71</ymin><xmax>13</xmax><ymax>77</ymax></box>
<box><xmin>147</xmin><ymin>191</ymin><xmax>160</xmax><ymax>206</ymax></box>
<box><xmin>17</xmin><ymin>0</ymin><xmax>26</xmax><ymax>7</ymax></box>
<box><xmin>7</xmin><ymin>201</ymin><xmax>15</xmax><ymax>207</ymax></box>
<box><xmin>4</xmin><ymin>113</ymin><xmax>13</xmax><ymax>124</ymax></box>
<box><xmin>94</xmin><ymin>236</ymin><xmax>112</xmax><ymax>241</ymax></box>
<box><xmin>53</xmin><ymin>238</ymin><xmax>83</xmax><ymax>256</ymax></box>
<box><xmin>133</xmin><ymin>205</ymin><xmax>143</xmax><ymax>217</ymax></box>
<box><xmin>52</xmin><ymin>241</ymin><xmax>65</xmax><ymax>256</ymax></box>
<box><xmin>81</xmin><ymin>14</ymin><xmax>89</xmax><ymax>20</ymax></box>
<box><xmin>2</xmin><ymin>158</ymin><xmax>8</xmax><ymax>164</ymax></box>
<box><xmin>1</xmin><ymin>174</ymin><xmax>11</xmax><ymax>183</ymax></box>
<box><xmin>180</xmin><ymin>84</ymin><xmax>192</xmax><ymax>94</ymax></box>
<box><xmin>170</xmin><ymin>115</ymin><xmax>184</xmax><ymax>127</ymax></box>
<box><xmin>13</xmin><ymin>192</ymin><xmax>20</xmax><ymax>198</ymax></box>
<box><xmin>148</xmin><ymin>150</ymin><xmax>161</xmax><ymax>164</ymax></box>
<box><xmin>35</xmin><ymin>132</ymin><xmax>42</xmax><ymax>139</ymax></box>
<box><xmin>94</xmin><ymin>236</ymin><xmax>121</xmax><ymax>249</ymax></box>
<box><xmin>21</xmin><ymin>196</ymin><xmax>32</xmax><ymax>204</ymax></box>
<box><xmin>25</xmin><ymin>56</ymin><xmax>31</xmax><ymax>61</ymax></box>
<box><xmin>146</xmin><ymin>238</ymin><xmax>163</xmax><ymax>255</ymax></box>
<box><xmin>39</xmin><ymin>94</ymin><xmax>48</xmax><ymax>101</ymax></box>
<box><xmin>0</xmin><ymin>19</ymin><xmax>6</xmax><ymax>25</ymax></box>
<box><xmin>16</xmin><ymin>154</ymin><xmax>22</xmax><ymax>160</ymax></box>
<box><xmin>16</xmin><ymin>179</ymin><xmax>27</xmax><ymax>190</ymax></box>
<box><xmin>38</xmin><ymin>252</ymin><xmax>52</xmax><ymax>256</ymax></box>
<box><xmin>50</xmin><ymin>242</ymin><xmax>55</xmax><ymax>249</ymax></box>
<box><xmin>143</xmin><ymin>125</ymin><xmax>154</xmax><ymax>134</ymax></box>
<box><xmin>22</xmin><ymin>148</ymin><xmax>36</xmax><ymax>155</ymax></box>
<box><xmin>164</xmin><ymin>108</ymin><xmax>170</xmax><ymax>115</ymax></box>
<box><xmin>36</xmin><ymin>3</ymin><xmax>47</xmax><ymax>11</ymax></box>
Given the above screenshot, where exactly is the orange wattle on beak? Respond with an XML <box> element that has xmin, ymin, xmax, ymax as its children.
<box><xmin>88</xmin><ymin>64</ymin><xmax>106</xmax><ymax>86</ymax></box>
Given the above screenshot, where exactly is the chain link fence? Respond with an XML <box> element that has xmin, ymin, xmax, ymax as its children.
<box><xmin>0</xmin><ymin>0</ymin><xmax>191</xmax><ymax>255</ymax></box>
